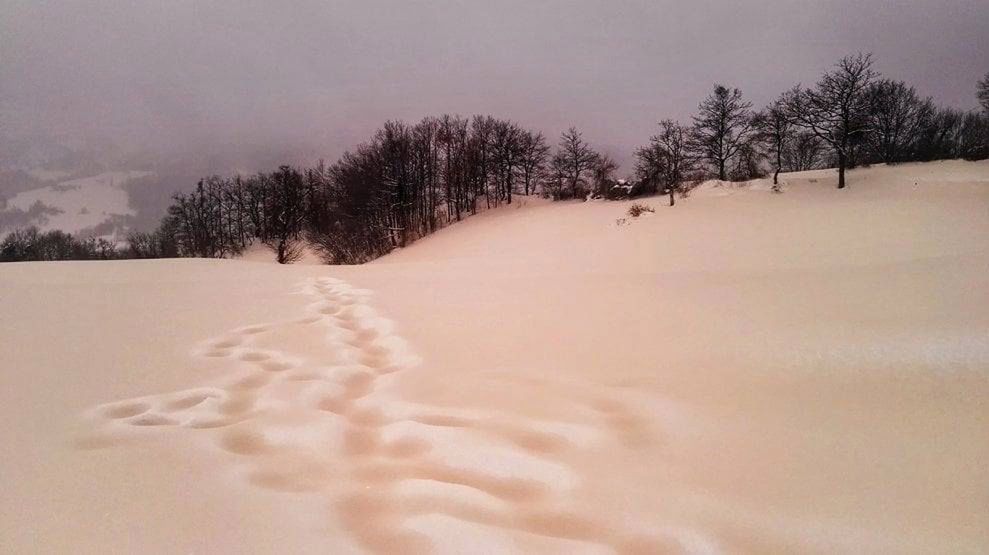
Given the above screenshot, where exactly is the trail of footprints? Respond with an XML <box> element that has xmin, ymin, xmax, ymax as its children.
<box><xmin>81</xmin><ymin>277</ymin><xmax>694</xmax><ymax>554</ymax></box>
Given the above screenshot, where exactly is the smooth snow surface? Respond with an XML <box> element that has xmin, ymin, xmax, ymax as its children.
<box><xmin>1</xmin><ymin>160</ymin><xmax>987</xmax><ymax>554</ymax></box>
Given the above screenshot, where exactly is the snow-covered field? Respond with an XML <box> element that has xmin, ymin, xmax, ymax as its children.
<box><xmin>1</xmin><ymin>160</ymin><xmax>987</xmax><ymax>553</ymax></box>
<box><xmin>2</xmin><ymin>170</ymin><xmax>149</xmax><ymax>237</ymax></box>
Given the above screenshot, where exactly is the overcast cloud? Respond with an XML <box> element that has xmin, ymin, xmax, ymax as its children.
<box><xmin>2</xmin><ymin>0</ymin><xmax>987</xmax><ymax>176</ymax></box>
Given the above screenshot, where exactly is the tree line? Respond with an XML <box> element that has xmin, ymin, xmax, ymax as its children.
<box><xmin>635</xmin><ymin>54</ymin><xmax>988</xmax><ymax>206</ymax></box>
<box><xmin>118</xmin><ymin>116</ymin><xmax>628</xmax><ymax>264</ymax></box>
<box><xmin>0</xmin><ymin>227</ymin><xmax>120</xmax><ymax>262</ymax></box>
<box><xmin>3</xmin><ymin>55</ymin><xmax>987</xmax><ymax>263</ymax></box>
<box><xmin>143</xmin><ymin>116</ymin><xmax>605</xmax><ymax>264</ymax></box>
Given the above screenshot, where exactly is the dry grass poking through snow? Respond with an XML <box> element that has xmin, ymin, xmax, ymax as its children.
<box><xmin>626</xmin><ymin>203</ymin><xmax>655</xmax><ymax>218</ymax></box>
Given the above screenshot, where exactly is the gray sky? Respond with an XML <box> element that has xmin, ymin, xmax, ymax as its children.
<box><xmin>2</xmin><ymin>0</ymin><xmax>987</xmax><ymax>174</ymax></box>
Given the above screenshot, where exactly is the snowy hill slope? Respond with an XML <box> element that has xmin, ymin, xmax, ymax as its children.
<box><xmin>1</xmin><ymin>160</ymin><xmax>987</xmax><ymax>554</ymax></box>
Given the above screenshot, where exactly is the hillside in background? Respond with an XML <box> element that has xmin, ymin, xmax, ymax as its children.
<box><xmin>0</xmin><ymin>134</ymin><xmax>314</xmax><ymax>240</ymax></box>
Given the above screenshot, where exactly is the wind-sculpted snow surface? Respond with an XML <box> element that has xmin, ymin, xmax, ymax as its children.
<box><xmin>81</xmin><ymin>277</ymin><xmax>703</xmax><ymax>553</ymax></box>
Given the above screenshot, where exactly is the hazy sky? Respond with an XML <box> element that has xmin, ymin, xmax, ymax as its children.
<box><xmin>2</xmin><ymin>0</ymin><xmax>987</xmax><ymax>172</ymax></box>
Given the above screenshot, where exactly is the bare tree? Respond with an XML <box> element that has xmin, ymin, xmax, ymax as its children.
<box><xmin>729</xmin><ymin>142</ymin><xmax>765</xmax><ymax>182</ymax></box>
<box><xmin>690</xmin><ymin>84</ymin><xmax>755</xmax><ymax>181</ymax></box>
<box><xmin>518</xmin><ymin>130</ymin><xmax>550</xmax><ymax>196</ymax></box>
<box><xmin>784</xmin><ymin>53</ymin><xmax>877</xmax><ymax>188</ymax></box>
<box><xmin>0</xmin><ymin>227</ymin><xmax>117</xmax><ymax>261</ymax></box>
<box><xmin>544</xmin><ymin>153</ymin><xmax>569</xmax><ymax>200</ymax></box>
<box><xmin>552</xmin><ymin>127</ymin><xmax>599</xmax><ymax>199</ymax></box>
<box><xmin>978</xmin><ymin>72</ymin><xmax>989</xmax><ymax>114</ymax></box>
<box><xmin>591</xmin><ymin>154</ymin><xmax>619</xmax><ymax>198</ymax></box>
<box><xmin>784</xmin><ymin>132</ymin><xmax>825</xmax><ymax>172</ymax></box>
<box><xmin>490</xmin><ymin>120</ymin><xmax>522</xmax><ymax>204</ymax></box>
<box><xmin>469</xmin><ymin>116</ymin><xmax>496</xmax><ymax>211</ymax></box>
<box><xmin>755</xmin><ymin>98</ymin><xmax>794</xmax><ymax>185</ymax></box>
<box><xmin>914</xmin><ymin>107</ymin><xmax>965</xmax><ymax>161</ymax></box>
<box><xmin>865</xmin><ymin>80</ymin><xmax>932</xmax><ymax>164</ymax></box>
<box><xmin>437</xmin><ymin>114</ymin><xmax>469</xmax><ymax>221</ymax></box>
<box><xmin>635</xmin><ymin>120</ymin><xmax>694</xmax><ymax>206</ymax></box>
<box><xmin>959</xmin><ymin>111</ymin><xmax>989</xmax><ymax>161</ymax></box>
<box><xmin>266</xmin><ymin>165</ymin><xmax>307</xmax><ymax>264</ymax></box>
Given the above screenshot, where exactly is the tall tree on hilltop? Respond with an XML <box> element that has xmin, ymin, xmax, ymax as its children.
<box><xmin>690</xmin><ymin>84</ymin><xmax>755</xmax><ymax>181</ymax></box>
<box><xmin>784</xmin><ymin>53</ymin><xmax>877</xmax><ymax>189</ymax></box>
<box><xmin>518</xmin><ymin>130</ymin><xmax>550</xmax><ymax>196</ymax></box>
<box><xmin>266</xmin><ymin>165</ymin><xmax>307</xmax><ymax>264</ymax></box>
<box><xmin>865</xmin><ymin>79</ymin><xmax>932</xmax><ymax>164</ymax></box>
<box><xmin>635</xmin><ymin>119</ymin><xmax>694</xmax><ymax>206</ymax></box>
<box><xmin>755</xmin><ymin>97</ymin><xmax>795</xmax><ymax>185</ymax></box>
<box><xmin>552</xmin><ymin>127</ymin><xmax>599</xmax><ymax>200</ymax></box>
<box><xmin>591</xmin><ymin>154</ymin><xmax>619</xmax><ymax>198</ymax></box>
<box><xmin>490</xmin><ymin>120</ymin><xmax>523</xmax><ymax>204</ymax></box>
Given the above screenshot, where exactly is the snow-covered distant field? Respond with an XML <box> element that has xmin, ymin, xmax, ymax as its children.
<box><xmin>1</xmin><ymin>160</ymin><xmax>987</xmax><ymax>554</ymax></box>
<box><xmin>26</xmin><ymin>168</ymin><xmax>72</xmax><ymax>182</ymax></box>
<box><xmin>2</xmin><ymin>170</ymin><xmax>149</xmax><ymax>237</ymax></box>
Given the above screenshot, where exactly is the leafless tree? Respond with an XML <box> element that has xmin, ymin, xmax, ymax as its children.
<box><xmin>784</xmin><ymin>132</ymin><xmax>825</xmax><ymax>172</ymax></box>
<box><xmin>754</xmin><ymin>97</ymin><xmax>795</xmax><ymax>185</ymax></box>
<box><xmin>469</xmin><ymin>116</ymin><xmax>496</xmax><ymax>211</ymax></box>
<box><xmin>552</xmin><ymin>127</ymin><xmax>599</xmax><ymax>200</ymax></box>
<box><xmin>518</xmin><ymin>130</ymin><xmax>550</xmax><ymax>196</ymax></box>
<box><xmin>729</xmin><ymin>142</ymin><xmax>765</xmax><ymax>182</ymax></box>
<box><xmin>265</xmin><ymin>165</ymin><xmax>307</xmax><ymax>264</ymax></box>
<box><xmin>978</xmin><ymin>72</ymin><xmax>989</xmax><ymax>114</ymax></box>
<box><xmin>437</xmin><ymin>115</ymin><xmax>469</xmax><ymax>221</ymax></box>
<box><xmin>784</xmin><ymin>53</ymin><xmax>877</xmax><ymax>188</ymax></box>
<box><xmin>591</xmin><ymin>154</ymin><xmax>619</xmax><ymax>198</ymax></box>
<box><xmin>544</xmin><ymin>153</ymin><xmax>569</xmax><ymax>200</ymax></box>
<box><xmin>635</xmin><ymin>120</ymin><xmax>694</xmax><ymax>206</ymax></box>
<box><xmin>690</xmin><ymin>84</ymin><xmax>755</xmax><ymax>181</ymax></box>
<box><xmin>959</xmin><ymin>111</ymin><xmax>989</xmax><ymax>161</ymax></box>
<box><xmin>0</xmin><ymin>227</ymin><xmax>129</xmax><ymax>261</ymax></box>
<box><xmin>913</xmin><ymin>107</ymin><xmax>965</xmax><ymax>161</ymax></box>
<box><xmin>490</xmin><ymin>120</ymin><xmax>523</xmax><ymax>204</ymax></box>
<box><xmin>865</xmin><ymin>80</ymin><xmax>932</xmax><ymax>164</ymax></box>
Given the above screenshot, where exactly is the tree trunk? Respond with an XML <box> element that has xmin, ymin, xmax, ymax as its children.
<box><xmin>837</xmin><ymin>150</ymin><xmax>846</xmax><ymax>189</ymax></box>
<box><xmin>774</xmin><ymin>147</ymin><xmax>782</xmax><ymax>185</ymax></box>
<box><xmin>669</xmin><ymin>187</ymin><xmax>675</xmax><ymax>207</ymax></box>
